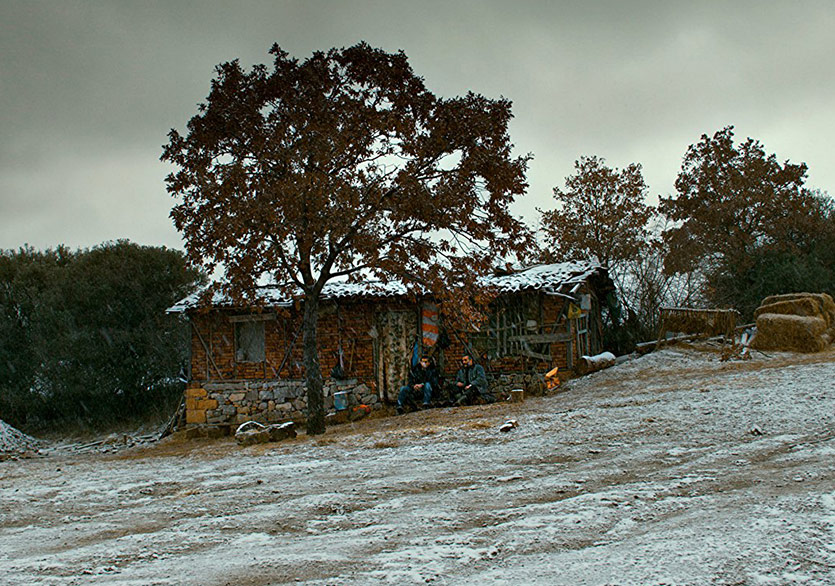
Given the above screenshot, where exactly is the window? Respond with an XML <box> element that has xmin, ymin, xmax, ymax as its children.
<box><xmin>235</xmin><ymin>321</ymin><xmax>265</xmax><ymax>362</ymax></box>
<box><xmin>470</xmin><ymin>294</ymin><xmax>543</xmax><ymax>360</ymax></box>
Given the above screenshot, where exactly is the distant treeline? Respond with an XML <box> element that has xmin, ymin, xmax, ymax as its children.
<box><xmin>539</xmin><ymin>127</ymin><xmax>835</xmax><ymax>352</ymax></box>
<box><xmin>0</xmin><ymin>241</ymin><xmax>205</xmax><ymax>432</ymax></box>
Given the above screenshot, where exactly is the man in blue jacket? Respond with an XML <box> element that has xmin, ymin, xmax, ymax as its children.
<box><xmin>454</xmin><ymin>353</ymin><xmax>495</xmax><ymax>405</ymax></box>
<box><xmin>397</xmin><ymin>355</ymin><xmax>439</xmax><ymax>414</ymax></box>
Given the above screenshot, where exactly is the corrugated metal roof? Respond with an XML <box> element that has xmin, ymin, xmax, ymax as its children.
<box><xmin>167</xmin><ymin>261</ymin><xmax>606</xmax><ymax>313</ymax></box>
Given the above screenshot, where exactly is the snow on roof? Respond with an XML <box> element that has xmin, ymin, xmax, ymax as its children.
<box><xmin>167</xmin><ymin>279</ymin><xmax>411</xmax><ymax>313</ymax></box>
<box><xmin>484</xmin><ymin>260</ymin><xmax>604</xmax><ymax>295</ymax></box>
<box><xmin>167</xmin><ymin>261</ymin><xmax>607</xmax><ymax>313</ymax></box>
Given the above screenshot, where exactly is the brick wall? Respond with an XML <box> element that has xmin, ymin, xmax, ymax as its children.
<box><xmin>189</xmin><ymin>300</ymin><xmax>393</xmax><ymax>388</ymax></box>
<box><xmin>543</xmin><ymin>295</ymin><xmax>570</xmax><ymax>370</ymax></box>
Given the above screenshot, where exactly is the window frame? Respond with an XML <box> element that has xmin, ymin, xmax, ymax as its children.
<box><xmin>231</xmin><ymin>315</ymin><xmax>269</xmax><ymax>363</ymax></box>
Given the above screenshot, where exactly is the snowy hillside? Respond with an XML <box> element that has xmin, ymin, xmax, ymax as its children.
<box><xmin>0</xmin><ymin>345</ymin><xmax>833</xmax><ymax>585</ymax></box>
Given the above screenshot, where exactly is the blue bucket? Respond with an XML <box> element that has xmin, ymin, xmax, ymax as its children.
<box><xmin>333</xmin><ymin>391</ymin><xmax>349</xmax><ymax>411</ymax></box>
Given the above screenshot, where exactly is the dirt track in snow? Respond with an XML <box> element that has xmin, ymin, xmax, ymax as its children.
<box><xmin>1</xmin><ymin>344</ymin><xmax>834</xmax><ymax>585</ymax></box>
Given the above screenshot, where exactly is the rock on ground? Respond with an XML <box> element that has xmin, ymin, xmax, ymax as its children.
<box><xmin>235</xmin><ymin>421</ymin><xmax>297</xmax><ymax>445</ymax></box>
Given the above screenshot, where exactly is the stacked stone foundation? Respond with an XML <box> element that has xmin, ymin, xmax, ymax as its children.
<box><xmin>185</xmin><ymin>378</ymin><xmax>382</xmax><ymax>433</ymax></box>
<box><xmin>184</xmin><ymin>372</ymin><xmax>554</xmax><ymax>437</ymax></box>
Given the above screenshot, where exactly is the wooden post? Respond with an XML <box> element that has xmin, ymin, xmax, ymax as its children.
<box><xmin>567</xmin><ymin>319</ymin><xmax>573</xmax><ymax>370</ymax></box>
<box><xmin>192</xmin><ymin>320</ymin><xmax>223</xmax><ymax>380</ymax></box>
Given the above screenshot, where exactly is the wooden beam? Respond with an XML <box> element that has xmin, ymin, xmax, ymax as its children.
<box><xmin>543</xmin><ymin>291</ymin><xmax>577</xmax><ymax>301</ymax></box>
<box><xmin>508</xmin><ymin>332</ymin><xmax>572</xmax><ymax>343</ymax></box>
<box><xmin>228</xmin><ymin>313</ymin><xmax>276</xmax><ymax>323</ymax></box>
<box><xmin>519</xmin><ymin>347</ymin><xmax>551</xmax><ymax>361</ymax></box>
<box><xmin>276</xmin><ymin>322</ymin><xmax>303</xmax><ymax>378</ymax></box>
<box><xmin>567</xmin><ymin>319</ymin><xmax>573</xmax><ymax>370</ymax></box>
<box><xmin>191</xmin><ymin>321</ymin><xmax>224</xmax><ymax>379</ymax></box>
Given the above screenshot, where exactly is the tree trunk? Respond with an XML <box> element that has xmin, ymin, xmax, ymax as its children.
<box><xmin>302</xmin><ymin>293</ymin><xmax>326</xmax><ymax>435</ymax></box>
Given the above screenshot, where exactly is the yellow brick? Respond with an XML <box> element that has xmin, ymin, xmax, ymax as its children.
<box><xmin>186</xmin><ymin>409</ymin><xmax>206</xmax><ymax>424</ymax></box>
<box><xmin>196</xmin><ymin>399</ymin><xmax>218</xmax><ymax>410</ymax></box>
<box><xmin>186</xmin><ymin>387</ymin><xmax>207</xmax><ymax>399</ymax></box>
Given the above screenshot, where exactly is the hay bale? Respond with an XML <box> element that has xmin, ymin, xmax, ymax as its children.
<box><xmin>754</xmin><ymin>298</ymin><xmax>827</xmax><ymax>325</ymax></box>
<box><xmin>751</xmin><ymin>313</ymin><xmax>828</xmax><ymax>353</ymax></box>
<box><xmin>762</xmin><ymin>293</ymin><xmax>835</xmax><ymax>322</ymax></box>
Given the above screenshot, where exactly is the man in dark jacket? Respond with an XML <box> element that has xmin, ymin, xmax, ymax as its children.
<box><xmin>397</xmin><ymin>356</ymin><xmax>439</xmax><ymax>414</ymax></box>
<box><xmin>454</xmin><ymin>354</ymin><xmax>495</xmax><ymax>405</ymax></box>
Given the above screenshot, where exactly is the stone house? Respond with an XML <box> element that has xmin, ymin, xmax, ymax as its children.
<box><xmin>167</xmin><ymin>261</ymin><xmax>614</xmax><ymax>430</ymax></box>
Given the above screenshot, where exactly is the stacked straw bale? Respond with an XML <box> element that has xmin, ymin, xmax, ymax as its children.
<box><xmin>751</xmin><ymin>292</ymin><xmax>835</xmax><ymax>352</ymax></box>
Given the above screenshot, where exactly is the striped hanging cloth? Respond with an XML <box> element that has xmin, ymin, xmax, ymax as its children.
<box><xmin>422</xmin><ymin>301</ymin><xmax>439</xmax><ymax>347</ymax></box>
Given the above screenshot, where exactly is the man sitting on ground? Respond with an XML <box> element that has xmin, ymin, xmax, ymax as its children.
<box><xmin>453</xmin><ymin>353</ymin><xmax>495</xmax><ymax>406</ymax></box>
<box><xmin>397</xmin><ymin>355</ymin><xmax>439</xmax><ymax>414</ymax></box>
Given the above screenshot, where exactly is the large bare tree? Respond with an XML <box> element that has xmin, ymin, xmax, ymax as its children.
<box><xmin>162</xmin><ymin>43</ymin><xmax>532</xmax><ymax>434</ymax></box>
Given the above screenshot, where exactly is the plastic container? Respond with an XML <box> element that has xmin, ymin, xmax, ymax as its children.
<box><xmin>333</xmin><ymin>391</ymin><xmax>349</xmax><ymax>411</ymax></box>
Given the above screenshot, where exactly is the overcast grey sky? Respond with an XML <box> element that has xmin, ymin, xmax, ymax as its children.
<box><xmin>1</xmin><ymin>1</ymin><xmax>833</xmax><ymax>251</ymax></box>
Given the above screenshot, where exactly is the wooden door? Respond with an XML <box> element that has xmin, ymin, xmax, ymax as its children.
<box><xmin>375</xmin><ymin>309</ymin><xmax>418</xmax><ymax>403</ymax></box>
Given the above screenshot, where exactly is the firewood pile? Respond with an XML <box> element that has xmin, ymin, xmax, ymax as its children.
<box><xmin>751</xmin><ymin>293</ymin><xmax>835</xmax><ymax>353</ymax></box>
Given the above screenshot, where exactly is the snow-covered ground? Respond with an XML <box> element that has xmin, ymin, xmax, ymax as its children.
<box><xmin>1</xmin><ymin>345</ymin><xmax>834</xmax><ymax>585</ymax></box>
<box><xmin>0</xmin><ymin>420</ymin><xmax>40</xmax><ymax>456</ymax></box>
